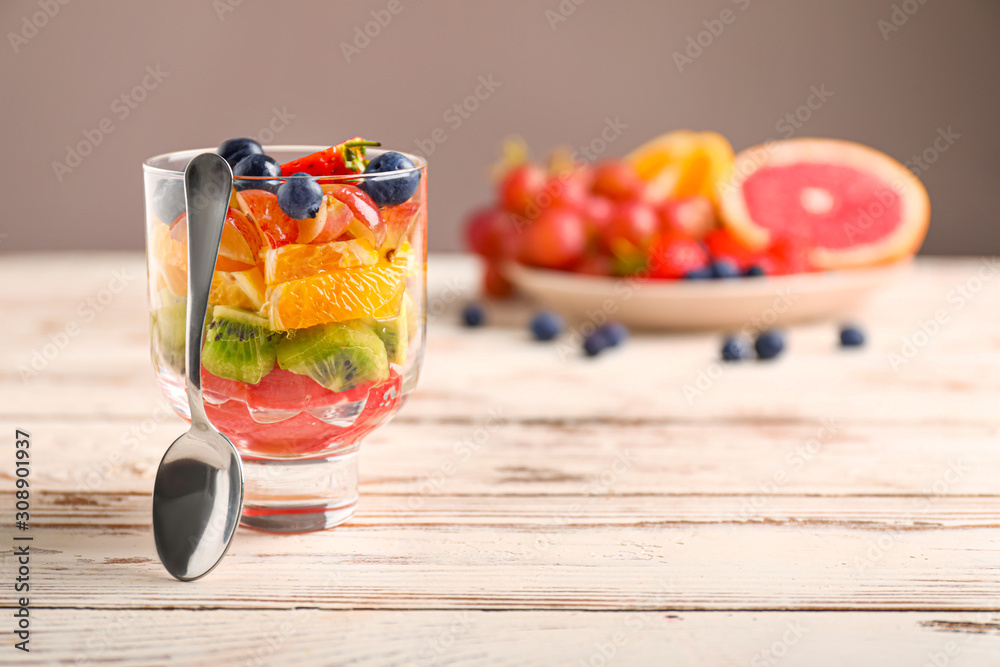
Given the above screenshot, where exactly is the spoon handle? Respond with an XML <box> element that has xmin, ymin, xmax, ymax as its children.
<box><xmin>183</xmin><ymin>153</ymin><xmax>233</xmax><ymax>429</ymax></box>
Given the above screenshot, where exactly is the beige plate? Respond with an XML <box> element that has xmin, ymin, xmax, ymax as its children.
<box><xmin>506</xmin><ymin>261</ymin><xmax>910</xmax><ymax>331</ymax></box>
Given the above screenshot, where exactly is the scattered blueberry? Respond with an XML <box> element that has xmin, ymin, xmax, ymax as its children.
<box><xmin>276</xmin><ymin>173</ymin><xmax>324</xmax><ymax>220</ymax></box>
<box><xmin>839</xmin><ymin>324</ymin><xmax>866</xmax><ymax>348</ymax></box>
<box><xmin>462</xmin><ymin>303</ymin><xmax>486</xmax><ymax>327</ymax></box>
<box><xmin>233</xmin><ymin>154</ymin><xmax>282</xmax><ymax>193</ymax></box>
<box><xmin>599</xmin><ymin>322</ymin><xmax>629</xmax><ymax>347</ymax></box>
<box><xmin>684</xmin><ymin>267</ymin><xmax>714</xmax><ymax>280</ymax></box>
<box><xmin>711</xmin><ymin>259</ymin><xmax>742</xmax><ymax>279</ymax></box>
<box><xmin>362</xmin><ymin>151</ymin><xmax>421</xmax><ymax>207</ymax></box>
<box><xmin>745</xmin><ymin>265</ymin><xmax>766</xmax><ymax>277</ymax></box>
<box><xmin>583</xmin><ymin>331</ymin><xmax>609</xmax><ymax>357</ymax></box>
<box><xmin>721</xmin><ymin>335</ymin><xmax>751</xmax><ymax>362</ymax></box>
<box><xmin>755</xmin><ymin>330</ymin><xmax>786</xmax><ymax>360</ymax></box>
<box><xmin>217</xmin><ymin>137</ymin><xmax>264</xmax><ymax>168</ymax></box>
<box><xmin>530</xmin><ymin>311</ymin><xmax>564</xmax><ymax>341</ymax></box>
<box><xmin>151</xmin><ymin>178</ymin><xmax>185</xmax><ymax>224</ymax></box>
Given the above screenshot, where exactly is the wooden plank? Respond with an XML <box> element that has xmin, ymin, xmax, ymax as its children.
<box><xmin>5</xmin><ymin>419</ymin><xmax>998</xmax><ymax>498</ymax></box>
<box><xmin>2</xmin><ymin>255</ymin><xmax>999</xmax><ymax>424</ymax></box>
<box><xmin>12</xmin><ymin>609</ymin><xmax>1000</xmax><ymax>666</ymax></box>
<box><xmin>6</xmin><ymin>492</ymin><xmax>1000</xmax><ymax>611</ymax></box>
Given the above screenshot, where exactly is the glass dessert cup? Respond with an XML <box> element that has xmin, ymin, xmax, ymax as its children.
<box><xmin>143</xmin><ymin>146</ymin><xmax>427</xmax><ymax>532</ymax></box>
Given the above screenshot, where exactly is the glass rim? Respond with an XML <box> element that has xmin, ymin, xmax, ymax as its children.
<box><xmin>142</xmin><ymin>144</ymin><xmax>427</xmax><ymax>180</ymax></box>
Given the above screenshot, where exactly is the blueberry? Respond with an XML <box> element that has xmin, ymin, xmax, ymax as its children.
<box><xmin>362</xmin><ymin>151</ymin><xmax>421</xmax><ymax>207</ymax></box>
<box><xmin>462</xmin><ymin>303</ymin><xmax>486</xmax><ymax>327</ymax></box>
<box><xmin>276</xmin><ymin>173</ymin><xmax>324</xmax><ymax>220</ymax></box>
<box><xmin>233</xmin><ymin>154</ymin><xmax>282</xmax><ymax>193</ymax></box>
<box><xmin>151</xmin><ymin>178</ymin><xmax>185</xmax><ymax>224</ymax></box>
<box><xmin>583</xmin><ymin>331</ymin><xmax>609</xmax><ymax>357</ymax></box>
<box><xmin>530</xmin><ymin>311</ymin><xmax>564</xmax><ymax>341</ymax></box>
<box><xmin>598</xmin><ymin>322</ymin><xmax>629</xmax><ymax>347</ymax></box>
<box><xmin>755</xmin><ymin>330</ymin><xmax>785</xmax><ymax>360</ymax></box>
<box><xmin>745</xmin><ymin>265</ymin><xmax>766</xmax><ymax>277</ymax></box>
<box><xmin>217</xmin><ymin>137</ymin><xmax>264</xmax><ymax>168</ymax></box>
<box><xmin>684</xmin><ymin>267</ymin><xmax>714</xmax><ymax>280</ymax></box>
<box><xmin>721</xmin><ymin>335</ymin><xmax>751</xmax><ymax>362</ymax></box>
<box><xmin>839</xmin><ymin>324</ymin><xmax>866</xmax><ymax>348</ymax></box>
<box><xmin>711</xmin><ymin>259</ymin><xmax>741</xmax><ymax>279</ymax></box>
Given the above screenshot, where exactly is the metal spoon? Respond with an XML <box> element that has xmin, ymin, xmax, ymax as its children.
<box><xmin>152</xmin><ymin>152</ymin><xmax>243</xmax><ymax>581</ymax></box>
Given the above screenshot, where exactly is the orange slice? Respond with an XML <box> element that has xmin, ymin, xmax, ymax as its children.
<box><xmin>266</xmin><ymin>244</ymin><xmax>412</xmax><ymax>331</ymax></box>
<box><xmin>263</xmin><ymin>238</ymin><xmax>379</xmax><ymax>285</ymax></box>
<box><xmin>625</xmin><ymin>130</ymin><xmax>734</xmax><ymax>204</ymax></box>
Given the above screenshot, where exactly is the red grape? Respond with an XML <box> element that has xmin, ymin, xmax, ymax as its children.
<box><xmin>500</xmin><ymin>163</ymin><xmax>547</xmax><ymax>218</ymax></box>
<box><xmin>601</xmin><ymin>201</ymin><xmax>659</xmax><ymax>250</ymax></box>
<box><xmin>591</xmin><ymin>161</ymin><xmax>647</xmax><ymax>202</ymax></box>
<box><xmin>517</xmin><ymin>207</ymin><xmax>587</xmax><ymax>269</ymax></box>
<box><xmin>659</xmin><ymin>196</ymin><xmax>715</xmax><ymax>239</ymax></box>
<box><xmin>465</xmin><ymin>207</ymin><xmax>516</xmax><ymax>259</ymax></box>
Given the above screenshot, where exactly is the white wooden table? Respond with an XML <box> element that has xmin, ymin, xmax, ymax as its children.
<box><xmin>2</xmin><ymin>253</ymin><xmax>999</xmax><ymax>665</ymax></box>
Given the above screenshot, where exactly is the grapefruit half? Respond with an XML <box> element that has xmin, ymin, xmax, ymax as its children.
<box><xmin>718</xmin><ymin>138</ymin><xmax>930</xmax><ymax>270</ymax></box>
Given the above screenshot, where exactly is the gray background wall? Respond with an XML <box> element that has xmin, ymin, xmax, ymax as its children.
<box><xmin>1</xmin><ymin>0</ymin><xmax>997</xmax><ymax>254</ymax></box>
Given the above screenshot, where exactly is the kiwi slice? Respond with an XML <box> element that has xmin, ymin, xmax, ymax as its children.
<box><xmin>277</xmin><ymin>320</ymin><xmax>388</xmax><ymax>392</ymax></box>
<box><xmin>151</xmin><ymin>290</ymin><xmax>187</xmax><ymax>373</ymax></box>
<box><xmin>202</xmin><ymin>306</ymin><xmax>280</xmax><ymax>384</ymax></box>
<box><xmin>372</xmin><ymin>294</ymin><xmax>409</xmax><ymax>365</ymax></box>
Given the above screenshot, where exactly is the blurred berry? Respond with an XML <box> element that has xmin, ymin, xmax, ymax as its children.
<box><xmin>684</xmin><ymin>267</ymin><xmax>714</xmax><ymax>280</ymax></box>
<box><xmin>530</xmin><ymin>311</ymin><xmax>564</xmax><ymax>341</ymax></box>
<box><xmin>599</xmin><ymin>322</ymin><xmax>629</xmax><ymax>347</ymax></box>
<box><xmin>462</xmin><ymin>303</ymin><xmax>486</xmax><ymax>327</ymax></box>
<box><xmin>583</xmin><ymin>332</ymin><xmax>609</xmax><ymax>357</ymax></box>
<box><xmin>711</xmin><ymin>259</ymin><xmax>742</xmax><ymax>279</ymax></box>
<box><xmin>755</xmin><ymin>330</ymin><xmax>786</xmax><ymax>360</ymax></box>
<box><xmin>840</xmin><ymin>324</ymin><xmax>866</xmax><ymax>347</ymax></box>
<box><xmin>721</xmin><ymin>335</ymin><xmax>751</xmax><ymax>362</ymax></box>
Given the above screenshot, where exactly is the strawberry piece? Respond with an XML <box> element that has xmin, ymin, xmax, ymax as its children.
<box><xmin>766</xmin><ymin>236</ymin><xmax>815</xmax><ymax>275</ymax></box>
<box><xmin>703</xmin><ymin>228</ymin><xmax>761</xmax><ymax>271</ymax></box>
<box><xmin>648</xmin><ymin>232</ymin><xmax>710</xmax><ymax>279</ymax></box>
<box><xmin>280</xmin><ymin>137</ymin><xmax>381</xmax><ymax>177</ymax></box>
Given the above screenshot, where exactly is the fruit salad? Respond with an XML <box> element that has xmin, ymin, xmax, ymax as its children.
<box><xmin>145</xmin><ymin>138</ymin><xmax>427</xmax><ymax>458</ymax></box>
<box><xmin>465</xmin><ymin>132</ymin><xmax>929</xmax><ymax>296</ymax></box>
